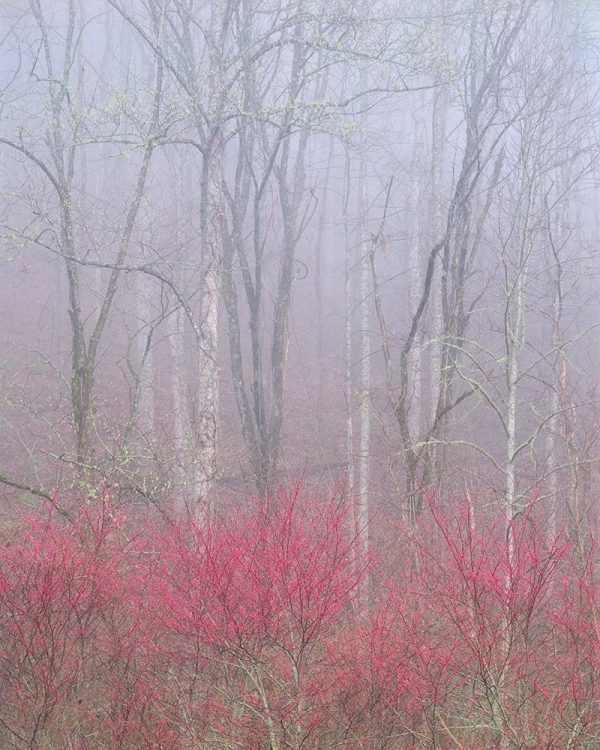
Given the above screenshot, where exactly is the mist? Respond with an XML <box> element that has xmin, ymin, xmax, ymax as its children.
<box><xmin>1</xmin><ymin>1</ymin><xmax>600</xmax><ymax>746</ymax></box>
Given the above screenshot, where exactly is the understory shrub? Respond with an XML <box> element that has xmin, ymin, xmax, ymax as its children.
<box><xmin>0</xmin><ymin>487</ymin><xmax>597</xmax><ymax>748</ymax></box>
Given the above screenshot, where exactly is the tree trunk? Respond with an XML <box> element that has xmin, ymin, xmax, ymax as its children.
<box><xmin>356</xmin><ymin>150</ymin><xmax>370</xmax><ymax>572</ymax></box>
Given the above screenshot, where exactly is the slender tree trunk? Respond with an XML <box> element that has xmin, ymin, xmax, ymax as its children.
<box><xmin>343</xmin><ymin>154</ymin><xmax>355</xmax><ymax>511</ymax></box>
<box><xmin>314</xmin><ymin>137</ymin><xmax>334</xmax><ymax>437</ymax></box>
<box><xmin>546</xmin><ymin>171</ymin><xmax>569</xmax><ymax>541</ymax></box>
<box><xmin>497</xmin><ymin>202</ymin><xmax>531</xmax><ymax>750</ymax></box>
<box><xmin>266</xmin><ymin>18</ymin><xmax>308</xmax><ymax>494</ymax></box>
<box><xmin>428</xmin><ymin>87</ymin><xmax>447</xmax><ymax>433</ymax></box>
<box><xmin>169</xmin><ymin>304</ymin><xmax>189</xmax><ymax>499</ymax></box>
<box><xmin>408</xmin><ymin>128</ymin><xmax>424</xmax><ymax>439</ymax></box>
<box><xmin>356</xmin><ymin>147</ymin><xmax>371</xmax><ymax>570</ymax></box>
<box><xmin>505</xmin><ymin>219</ymin><xmax>529</xmax><ymax>561</ymax></box>
<box><xmin>135</xmin><ymin>271</ymin><xmax>155</xmax><ymax>441</ymax></box>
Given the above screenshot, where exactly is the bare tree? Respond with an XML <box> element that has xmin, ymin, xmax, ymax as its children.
<box><xmin>371</xmin><ymin>0</ymin><xmax>535</xmax><ymax>518</ymax></box>
<box><xmin>0</xmin><ymin>1</ymin><xmax>164</xmax><ymax>496</ymax></box>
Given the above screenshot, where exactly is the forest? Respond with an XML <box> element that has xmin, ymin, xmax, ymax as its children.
<box><xmin>1</xmin><ymin>0</ymin><xmax>600</xmax><ymax>747</ymax></box>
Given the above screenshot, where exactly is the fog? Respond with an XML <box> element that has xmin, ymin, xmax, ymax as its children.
<box><xmin>1</xmin><ymin>0</ymin><xmax>600</xmax><ymax>528</ymax></box>
<box><xmin>5</xmin><ymin>1</ymin><xmax>600</xmax><ymax>747</ymax></box>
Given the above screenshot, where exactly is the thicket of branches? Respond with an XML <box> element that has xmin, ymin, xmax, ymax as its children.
<box><xmin>0</xmin><ymin>486</ymin><xmax>598</xmax><ymax>749</ymax></box>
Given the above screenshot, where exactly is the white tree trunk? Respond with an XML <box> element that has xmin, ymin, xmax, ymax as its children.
<box><xmin>194</xmin><ymin>0</ymin><xmax>225</xmax><ymax>517</ymax></box>
<box><xmin>357</xmin><ymin>154</ymin><xmax>370</xmax><ymax>566</ymax></box>
<box><xmin>546</xmin><ymin>174</ymin><xmax>568</xmax><ymax>540</ymax></box>
<box><xmin>429</xmin><ymin>88</ymin><xmax>447</xmax><ymax>427</ymax></box>
<box><xmin>408</xmin><ymin>128</ymin><xmax>424</xmax><ymax>439</ymax></box>
<box><xmin>505</xmin><ymin>209</ymin><xmax>530</xmax><ymax>565</ymax></box>
<box><xmin>196</xmin><ymin>152</ymin><xmax>221</xmax><ymax>515</ymax></box>
<box><xmin>344</xmin><ymin>156</ymin><xmax>355</xmax><ymax>498</ymax></box>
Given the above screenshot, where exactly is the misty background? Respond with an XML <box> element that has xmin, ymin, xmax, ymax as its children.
<box><xmin>1</xmin><ymin>0</ymin><xmax>600</xmax><ymax>533</ymax></box>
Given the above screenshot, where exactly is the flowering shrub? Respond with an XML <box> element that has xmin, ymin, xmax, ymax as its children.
<box><xmin>0</xmin><ymin>487</ymin><xmax>597</xmax><ymax>748</ymax></box>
